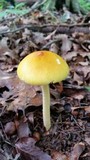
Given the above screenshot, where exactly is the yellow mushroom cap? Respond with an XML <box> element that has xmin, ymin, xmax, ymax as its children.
<box><xmin>17</xmin><ymin>51</ymin><xmax>69</xmax><ymax>85</ymax></box>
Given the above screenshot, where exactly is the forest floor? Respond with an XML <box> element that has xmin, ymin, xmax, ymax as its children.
<box><xmin>0</xmin><ymin>2</ymin><xmax>90</xmax><ymax>160</ymax></box>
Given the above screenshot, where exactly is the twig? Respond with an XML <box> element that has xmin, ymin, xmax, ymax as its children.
<box><xmin>71</xmin><ymin>115</ymin><xmax>85</xmax><ymax>131</ymax></box>
<box><xmin>0</xmin><ymin>121</ymin><xmax>9</xmax><ymax>140</ymax></box>
<box><xmin>42</xmin><ymin>39</ymin><xmax>59</xmax><ymax>49</ymax></box>
<box><xmin>1</xmin><ymin>23</ymin><xmax>90</xmax><ymax>35</ymax></box>
<box><xmin>63</xmin><ymin>84</ymin><xmax>88</xmax><ymax>90</ymax></box>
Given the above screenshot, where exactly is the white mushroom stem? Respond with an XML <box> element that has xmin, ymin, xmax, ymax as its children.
<box><xmin>41</xmin><ymin>84</ymin><xmax>51</xmax><ymax>131</ymax></box>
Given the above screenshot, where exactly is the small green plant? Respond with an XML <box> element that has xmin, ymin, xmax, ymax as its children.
<box><xmin>0</xmin><ymin>0</ymin><xmax>8</xmax><ymax>9</ymax></box>
<box><xmin>0</xmin><ymin>1</ymin><xmax>29</xmax><ymax>20</ymax></box>
<box><xmin>79</xmin><ymin>0</ymin><xmax>90</xmax><ymax>14</ymax></box>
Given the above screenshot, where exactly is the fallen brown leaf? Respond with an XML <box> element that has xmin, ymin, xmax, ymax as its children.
<box><xmin>84</xmin><ymin>106</ymin><xmax>90</xmax><ymax>113</ymax></box>
<box><xmin>51</xmin><ymin>150</ymin><xmax>69</xmax><ymax>160</ymax></box>
<box><xmin>4</xmin><ymin>121</ymin><xmax>16</xmax><ymax>135</ymax></box>
<box><xmin>17</xmin><ymin>120</ymin><xmax>31</xmax><ymax>138</ymax></box>
<box><xmin>15</xmin><ymin>137</ymin><xmax>52</xmax><ymax>160</ymax></box>
<box><xmin>85</xmin><ymin>133</ymin><xmax>90</xmax><ymax>145</ymax></box>
<box><xmin>69</xmin><ymin>142</ymin><xmax>85</xmax><ymax>160</ymax></box>
<box><xmin>0</xmin><ymin>149</ymin><xmax>7</xmax><ymax>160</ymax></box>
<box><xmin>73</xmin><ymin>72</ymin><xmax>83</xmax><ymax>85</ymax></box>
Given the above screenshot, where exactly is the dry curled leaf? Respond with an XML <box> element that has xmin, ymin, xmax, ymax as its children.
<box><xmin>17</xmin><ymin>121</ymin><xmax>31</xmax><ymax>138</ymax></box>
<box><xmin>85</xmin><ymin>133</ymin><xmax>90</xmax><ymax>145</ymax></box>
<box><xmin>0</xmin><ymin>149</ymin><xmax>7</xmax><ymax>160</ymax></box>
<box><xmin>51</xmin><ymin>150</ymin><xmax>69</xmax><ymax>160</ymax></box>
<box><xmin>4</xmin><ymin>121</ymin><xmax>16</xmax><ymax>135</ymax></box>
<box><xmin>69</xmin><ymin>142</ymin><xmax>85</xmax><ymax>160</ymax></box>
<box><xmin>61</xmin><ymin>35</ymin><xmax>72</xmax><ymax>53</ymax></box>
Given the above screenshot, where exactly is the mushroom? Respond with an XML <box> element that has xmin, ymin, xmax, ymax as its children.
<box><xmin>17</xmin><ymin>51</ymin><xmax>69</xmax><ymax>131</ymax></box>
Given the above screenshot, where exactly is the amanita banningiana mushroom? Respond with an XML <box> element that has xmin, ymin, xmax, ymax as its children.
<box><xmin>17</xmin><ymin>51</ymin><xmax>69</xmax><ymax>131</ymax></box>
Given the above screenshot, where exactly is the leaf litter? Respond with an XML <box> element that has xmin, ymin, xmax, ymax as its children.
<box><xmin>0</xmin><ymin>2</ymin><xmax>90</xmax><ymax>160</ymax></box>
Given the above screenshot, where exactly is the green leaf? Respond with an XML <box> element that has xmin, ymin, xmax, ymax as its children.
<box><xmin>15</xmin><ymin>2</ymin><xmax>25</xmax><ymax>9</ymax></box>
<box><xmin>79</xmin><ymin>0</ymin><xmax>90</xmax><ymax>14</ymax></box>
<box><xmin>6</xmin><ymin>9</ymin><xmax>28</xmax><ymax>15</ymax></box>
<box><xmin>0</xmin><ymin>10</ymin><xmax>7</xmax><ymax>19</ymax></box>
<box><xmin>85</xmin><ymin>86</ymin><xmax>90</xmax><ymax>91</ymax></box>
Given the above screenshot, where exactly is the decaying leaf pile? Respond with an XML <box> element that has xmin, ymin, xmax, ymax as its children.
<box><xmin>0</xmin><ymin>4</ymin><xmax>90</xmax><ymax>160</ymax></box>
